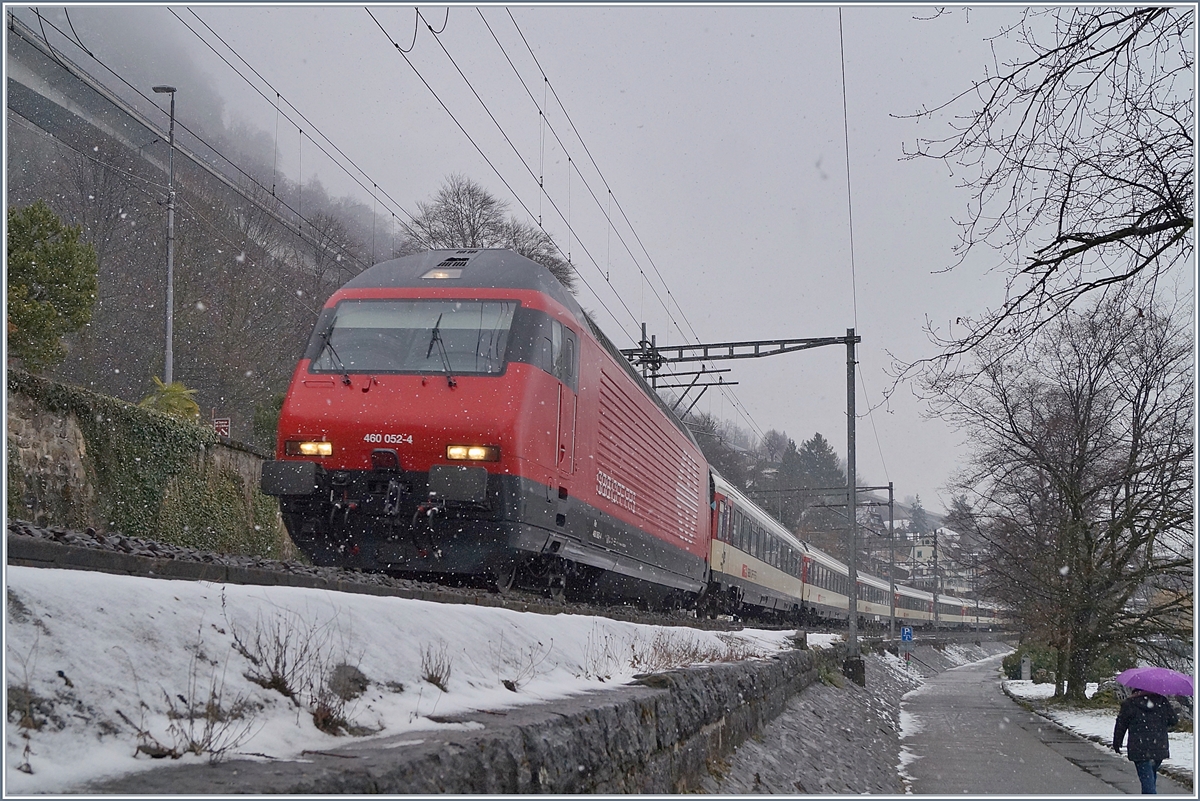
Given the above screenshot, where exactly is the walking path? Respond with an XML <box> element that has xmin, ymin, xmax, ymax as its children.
<box><xmin>902</xmin><ymin>654</ymin><xmax>1190</xmax><ymax>794</ymax></box>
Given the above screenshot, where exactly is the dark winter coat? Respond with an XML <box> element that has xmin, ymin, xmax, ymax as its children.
<box><xmin>1113</xmin><ymin>692</ymin><xmax>1178</xmax><ymax>762</ymax></box>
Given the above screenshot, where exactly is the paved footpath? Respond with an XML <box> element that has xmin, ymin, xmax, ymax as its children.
<box><xmin>903</xmin><ymin>654</ymin><xmax>1190</xmax><ymax>794</ymax></box>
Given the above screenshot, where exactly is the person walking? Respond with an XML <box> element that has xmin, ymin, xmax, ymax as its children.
<box><xmin>1113</xmin><ymin>689</ymin><xmax>1179</xmax><ymax>794</ymax></box>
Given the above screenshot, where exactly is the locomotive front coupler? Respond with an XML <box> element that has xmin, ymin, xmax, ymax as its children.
<box><xmin>383</xmin><ymin>477</ymin><xmax>406</xmax><ymax>517</ymax></box>
<box><xmin>413</xmin><ymin>497</ymin><xmax>447</xmax><ymax>525</ymax></box>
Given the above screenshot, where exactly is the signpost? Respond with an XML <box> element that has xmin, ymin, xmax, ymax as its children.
<box><xmin>210</xmin><ymin>408</ymin><xmax>230</xmax><ymax>438</ymax></box>
<box><xmin>900</xmin><ymin>626</ymin><xmax>913</xmax><ymax>665</ymax></box>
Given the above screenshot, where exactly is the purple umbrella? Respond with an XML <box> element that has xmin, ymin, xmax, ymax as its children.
<box><xmin>1116</xmin><ymin>667</ymin><xmax>1194</xmax><ymax>697</ymax></box>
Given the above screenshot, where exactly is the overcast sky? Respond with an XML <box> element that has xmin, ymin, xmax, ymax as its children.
<box><xmin>12</xmin><ymin>4</ymin><xmax>1043</xmax><ymax>512</ymax></box>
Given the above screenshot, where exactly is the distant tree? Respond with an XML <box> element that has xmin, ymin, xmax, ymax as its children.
<box><xmin>797</xmin><ymin>433</ymin><xmax>845</xmax><ymax>492</ymax></box>
<box><xmin>56</xmin><ymin>140</ymin><xmax>145</xmax><ymax>276</ymax></box>
<box><xmin>943</xmin><ymin>495</ymin><xmax>975</xmax><ymax>535</ymax></box>
<box><xmin>905</xmin><ymin>7</ymin><xmax>1193</xmax><ymax>372</ymax></box>
<box><xmin>759</xmin><ymin>429</ymin><xmax>789</xmax><ymax>463</ymax></box>
<box><xmin>290</xmin><ymin>210</ymin><xmax>364</xmax><ymax>298</ymax></box>
<box><xmin>774</xmin><ymin>438</ymin><xmax>806</xmax><ymax>527</ymax></box>
<box><xmin>793</xmin><ymin>433</ymin><xmax>849</xmax><ymax>557</ymax></box>
<box><xmin>907</xmin><ymin>496</ymin><xmax>930</xmax><ymax>539</ymax></box>
<box><xmin>401</xmin><ymin>174</ymin><xmax>577</xmax><ymax>290</ymax></box>
<box><xmin>6</xmin><ymin>200</ymin><xmax>98</xmax><ymax>371</ymax></box>
<box><xmin>933</xmin><ymin>291</ymin><xmax>1193</xmax><ymax>699</ymax></box>
<box><xmin>687</xmin><ymin>411</ymin><xmax>749</xmax><ymax>489</ymax></box>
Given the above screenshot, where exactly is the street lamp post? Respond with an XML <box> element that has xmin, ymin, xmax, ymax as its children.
<box><xmin>888</xmin><ymin>482</ymin><xmax>895</xmax><ymax>640</ymax></box>
<box><xmin>932</xmin><ymin>527</ymin><xmax>940</xmax><ymax>630</ymax></box>
<box><xmin>152</xmin><ymin>85</ymin><xmax>177</xmax><ymax>385</ymax></box>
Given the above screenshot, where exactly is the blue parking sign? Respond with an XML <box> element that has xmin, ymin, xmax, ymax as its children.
<box><xmin>901</xmin><ymin>626</ymin><xmax>913</xmax><ymax>642</ymax></box>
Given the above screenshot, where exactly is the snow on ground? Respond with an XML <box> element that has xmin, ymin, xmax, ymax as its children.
<box><xmin>805</xmin><ymin>632</ymin><xmax>842</xmax><ymax>650</ymax></box>
<box><xmin>4</xmin><ymin>567</ymin><xmax>800</xmax><ymax>794</ymax></box>
<box><xmin>1005</xmin><ymin>680</ymin><xmax>1195</xmax><ymax>782</ymax></box>
<box><xmin>1005</xmin><ymin>679</ymin><xmax>1099</xmax><ymax>700</ymax></box>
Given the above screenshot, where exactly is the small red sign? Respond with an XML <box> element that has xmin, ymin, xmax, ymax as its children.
<box><xmin>213</xmin><ymin>418</ymin><xmax>231</xmax><ymax>438</ymax></box>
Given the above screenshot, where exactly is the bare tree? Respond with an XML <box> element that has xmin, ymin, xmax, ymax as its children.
<box><xmin>905</xmin><ymin>7</ymin><xmax>1193</xmax><ymax>369</ymax></box>
<box><xmin>932</xmin><ymin>289</ymin><xmax>1192</xmax><ymax>699</ymax></box>
<box><xmin>401</xmin><ymin>174</ymin><xmax>577</xmax><ymax>291</ymax></box>
<box><xmin>686</xmin><ymin>411</ymin><xmax>750</xmax><ymax>489</ymax></box>
<box><xmin>758</xmin><ymin>429</ymin><xmax>789</xmax><ymax>464</ymax></box>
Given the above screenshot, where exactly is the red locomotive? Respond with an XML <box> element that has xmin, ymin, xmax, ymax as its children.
<box><xmin>262</xmin><ymin>249</ymin><xmax>710</xmax><ymax>604</ymax></box>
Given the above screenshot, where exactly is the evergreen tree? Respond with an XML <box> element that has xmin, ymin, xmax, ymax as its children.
<box><xmin>797</xmin><ymin>432</ymin><xmax>844</xmax><ymax>488</ymax></box>
<box><xmin>794</xmin><ymin>432</ymin><xmax>849</xmax><ymax>558</ymax></box>
<box><xmin>7</xmin><ymin>201</ymin><xmax>98</xmax><ymax>371</ymax></box>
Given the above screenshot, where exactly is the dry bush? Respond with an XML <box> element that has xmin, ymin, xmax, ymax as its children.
<box><xmin>489</xmin><ymin>635</ymin><xmax>553</xmax><ymax>692</ymax></box>
<box><xmin>307</xmin><ymin>661</ymin><xmax>377</xmax><ymax>736</ymax></box>
<box><xmin>576</xmin><ymin>622</ymin><xmax>620</xmax><ymax>681</ymax></box>
<box><xmin>630</xmin><ymin>630</ymin><xmax>765</xmax><ymax>673</ymax></box>
<box><xmin>226</xmin><ymin>603</ymin><xmax>326</xmax><ymax>702</ymax></box>
<box><xmin>162</xmin><ymin>649</ymin><xmax>261</xmax><ymax>764</ymax></box>
<box><xmin>223</xmin><ymin>594</ymin><xmax>375</xmax><ymax>736</ymax></box>
<box><xmin>420</xmin><ymin>642</ymin><xmax>453</xmax><ymax>692</ymax></box>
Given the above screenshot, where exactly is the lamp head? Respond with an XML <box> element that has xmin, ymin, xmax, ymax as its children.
<box><xmin>152</xmin><ymin>85</ymin><xmax>177</xmax><ymax>94</ymax></box>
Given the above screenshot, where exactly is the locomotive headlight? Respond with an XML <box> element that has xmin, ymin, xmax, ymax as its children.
<box><xmin>285</xmin><ymin>440</ymin><xmax>333</xmax><ymax>457</ymax></box>
<box><xmin>446</xmin><ymin>444</ymin><xmax>500</xmax><ymax>462</ymax></box>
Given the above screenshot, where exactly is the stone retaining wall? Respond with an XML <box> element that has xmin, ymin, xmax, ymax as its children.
<box><xmin>91</xmin><ymin>645</ymin><xmax>841</xmax><ymax>794</ymax></box>
<box><xmin>6</xmin><ymin>390</ymin><xmax>99</xmax><ymax>529</ymax></box>
<box><xmin>6</xmin><ymin>371</ymin><xmax>292</xmax><ymax>557</ymax></box>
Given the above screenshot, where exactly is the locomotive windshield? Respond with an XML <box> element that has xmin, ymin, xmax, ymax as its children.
<box><xmin>308</xmin><ymin>299</ymin><xmax>517</xmax><ymax>375</ymax></box>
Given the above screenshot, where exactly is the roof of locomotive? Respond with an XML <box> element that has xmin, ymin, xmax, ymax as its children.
<box><xmin>343</xmin><ymin>249</ymin><xmax>587</xmax><ymax>325</ymax></box>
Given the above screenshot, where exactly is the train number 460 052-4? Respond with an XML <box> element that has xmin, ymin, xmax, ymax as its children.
<box><xmin>363</xmin><ymin>433</ymin><xmax>414</xmax><ymax>445</ymax></box>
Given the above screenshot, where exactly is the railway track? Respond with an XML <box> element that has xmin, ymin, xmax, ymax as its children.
<box><xmin>4</xmin><ymin>519</ymin><xmax>742</xmax><ymax>631</ymax></box>
<box><xmin>7</xmin><ymin>520</ymin><xmax>1013</xmax><ymax>642</ymax></box>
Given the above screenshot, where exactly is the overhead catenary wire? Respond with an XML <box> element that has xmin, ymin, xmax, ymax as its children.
<box><xmin>503</xmin><ymin>10</ymin><xmax>706</xmax><ymax>356</ymax></box>
<box><xmin>12</xmin><ymin>10</ymin><xmax>374</xmax><ymax>275</ymax></box>
<box><xmin>62</xmin><ymin>7</ymin><xmax>92</xmax><ymax>56</ymax></box>
<box><xmin>179</xmin><ymin>8</ymin><xmax>423</xmax><ymax>243</ymax></box>
<box><xmin>838</xmin><ymin>9</ymin><xmax>891</xmax><ymax>485</ymax></box>
<box><xmin>11</xmin><ymin>105</ymin><xmax>327</xmax><ymax>321</ymax></box>
<box><xmin>478</xmin><ymin>9</ymin><xmax>675</xmax><ymax>322</ymax></box>
<box><xmin>412</xmin><ymin>7</ymin><xmax>639</xmax><ymax>329</ymax></box>
<box><xmin>365</xmin><ymin>7</ymin><xmax>635</xmax><ymax>337</ymax></box>
<box><xmin>495</xmin><ymin>8</ymin><xmax>766</xmax><ymax>439</ymax></box>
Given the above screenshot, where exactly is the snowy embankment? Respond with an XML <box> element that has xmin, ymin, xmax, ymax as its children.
<box><xmin>1004</xmin><ymin>679</ymin><xmax>1194</xmax><ymax>785</ymax></box>
<box><xmin>5</xmin><ymin>567</ymin><xmax>803</xmax><ymax>794</ymax></box>
<box><xmin>697</xmin><ymin>645</ymin><xmax>924</xmax><ymax>794</ymax></box>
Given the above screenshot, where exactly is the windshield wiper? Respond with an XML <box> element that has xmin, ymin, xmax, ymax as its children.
<box><xmin>426</xmin><ymin>313</ymin><xmax>457</xmax><ymax>388</ymax></box>
<box><xmin>319</xmin><ymin>334</ymin><xmax>352</xmax><ymax>386</ymax></box>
